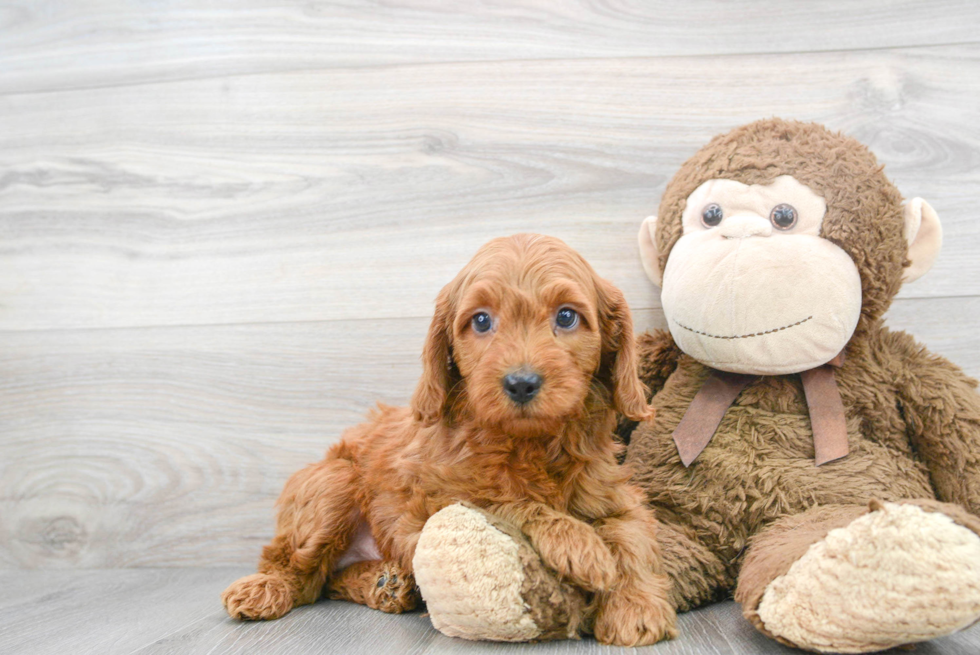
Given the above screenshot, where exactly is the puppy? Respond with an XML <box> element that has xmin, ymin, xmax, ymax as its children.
<box><xmin>222</xmin><ymin>234</ymin><xmax>677</xmax><ymax>646</ymax></box>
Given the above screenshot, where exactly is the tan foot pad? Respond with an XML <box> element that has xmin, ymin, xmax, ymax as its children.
<box><xmin>758</xmin><ymin>502</ymin><xmax>980</xmax><ymax>653</ymax></box>
<box><xmin>412</xmin><ymin>503</ymin><xmax>585</xmax><ymax>642</ymax></box>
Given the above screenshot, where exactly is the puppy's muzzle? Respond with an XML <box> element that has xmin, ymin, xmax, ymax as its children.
<box><xmin>502</xmin><ymin>369</ymin><xmax>543</xmax><ymax>405</ymax></box>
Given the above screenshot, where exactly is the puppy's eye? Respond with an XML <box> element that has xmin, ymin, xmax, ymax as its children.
<box><xmin>555</xmin><ymin>307</ymin><xmax>578</xmax><ymax>330</ymax></box>
<box><xmin>471</xmin><ymin>312</ymin><xmax>493</xmax><ymax>333</ymax></box>
<box><xmin>770</xmin><ymin>204</ymin><xmax>798</xmax><ymax>230</ymax></box>
<box><xmin>701</xmin><ymin>203</ymin><xmax>723</xmax><ymax>227</ymax></box>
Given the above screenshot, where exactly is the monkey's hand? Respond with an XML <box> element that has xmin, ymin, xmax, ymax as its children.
<box><xmin>888</xmin><ymin>330</ymin><xmax>980</xmax><ymax>516</ymax></box>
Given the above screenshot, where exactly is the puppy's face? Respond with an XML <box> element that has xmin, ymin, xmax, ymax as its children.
<box><xmin>412</xmin><ymin>234</ymin><xmax>651</xmax><ymax>436</ymax></box>
<box><xmin>451</xmin><ymin>257</ymin><xmax>602</xmax><ymax>436</ymax></box>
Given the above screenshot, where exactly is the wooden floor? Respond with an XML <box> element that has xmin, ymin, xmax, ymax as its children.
<box><xmin>2</xmin><ymin>1</ymin><xmax>980</xmax><ymax>653</ymax></box>
<box><xmin>2</xmin><ymin>568</ymin><xmax>979</xmax><ymax>655</ymax></box>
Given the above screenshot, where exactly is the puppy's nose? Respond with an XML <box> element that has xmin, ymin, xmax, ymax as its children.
<box><xmin>502</xmin><ymin>370</ymin><xmax>543</xmax><ymax>405</ymax></box>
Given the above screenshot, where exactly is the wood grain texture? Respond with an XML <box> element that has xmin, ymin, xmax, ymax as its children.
<box><xmin>2</xmin><ymin>569</ymin><xmax>978</xmax><ymax>655</ymax></box>
<box><xmin>1</xmin><ymin>299</ymin><xmax>976</xmax><ymax>569</ymax></box>
<box><xmin>3</xmin><ymin>4</ymin><xmax>980</xmax><ymax>653</ymax></box>
<box><xmin>0</xmin><ymin>568</ymin><xmax>245</xmax><ymax>655</ymax></box>
<box><xmin>0</xmin><ymin>320</ymin><xmax>424</xmax><ymax>568</ymax></box>
<box><xmin>0</xmin><ymin>0</ymin><xmax>978</xmax><ymax>601</ymax></box>
<box><xmin>2</xmin><ymin>1</ymin><xmax>980</xmax><ymax>95</ymax></box>
<box><xmin>1</xmin><ymin>46</ymin><xmax>980</xmax><ymax>331</ymax></box>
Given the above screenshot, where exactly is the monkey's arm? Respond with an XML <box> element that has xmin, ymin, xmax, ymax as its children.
<box><xmin>637</xmin><ymin>329</ymin><xmax>683</xmax><ymax>394</ymax></box>
<box><xmin>886</xmin><ymin>329</ymin><xmax>980</xmax><ymax>515</ymax></box>
<box><xmin>617</xmin><ymin>329</ymin><xmax>682</xmax><ymax>444</ymax></box>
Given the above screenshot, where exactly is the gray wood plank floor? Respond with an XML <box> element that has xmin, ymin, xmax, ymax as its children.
<box><xmin>1</xmin><ymin>569</ymin><xmax>978</xmax><ymax>655</ymax></box>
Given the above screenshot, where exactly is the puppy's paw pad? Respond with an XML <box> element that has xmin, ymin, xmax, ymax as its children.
<box><xmin>758</xmin><ymin>503</ymin><xmax>980</xmax><ymax>652</ymax></box>
<box><xmin>373</xmin><ymin>564</ymin><xmax>419</xmax><ymax>613</ymax></box>
<box><xmin>222</xmin><ymin>573</ymin><xmax>293</xmax><ymax>621</ymax></box>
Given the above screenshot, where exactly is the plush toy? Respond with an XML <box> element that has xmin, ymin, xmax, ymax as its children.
<box><xmin>411</xmin><ymin>118</ymin><xmax>980</xmax><ymax>653</ymax></box>
<box><xmin>627</xmin><ymin>117</ymin><xmax>980</xmax><ymax>653</ymax></box>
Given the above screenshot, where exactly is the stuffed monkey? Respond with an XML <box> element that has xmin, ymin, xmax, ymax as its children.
<box><xmin>412</xmin><ymin>119</ymin><xmax>980</xmax><ymax>653</ymax></box>
<box><xmin>628</xmin><ymin>118</ymin><xmax>980</xmax><ymax>652</ymax></box>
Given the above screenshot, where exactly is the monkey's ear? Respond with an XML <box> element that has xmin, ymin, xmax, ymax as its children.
<box><xmin>637</xmin><ymin>215</ymin><xmax>663</xmax><ymax>288</ymax></box>
<box><xmin>902</xmin><ymin>198</ymin><xmax>943</xmax><ymax>283</ymax></box>
<box><xmin>411</xmin><ymin>286</ymin><xmax>456</xmax><ymax>425</ymax></box>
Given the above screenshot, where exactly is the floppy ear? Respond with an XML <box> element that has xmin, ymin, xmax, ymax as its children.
<box><xmin>411</xmin><ymin>286</ymin><xmax>457</xmax><ymax>425</ymax></box>
<box><xmin>596</xmin><ymin>279</ymin><xmax>654</xmax><ymax>422</ymax></box>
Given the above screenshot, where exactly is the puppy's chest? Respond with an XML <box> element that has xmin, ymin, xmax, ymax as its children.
<box><xmin>444</xmin><ymin>444</ymin><xmax>580</xmax><ymax>508</ymax></box>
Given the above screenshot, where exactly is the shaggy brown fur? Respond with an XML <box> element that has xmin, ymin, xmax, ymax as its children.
<box><xmin>222</xmin><ymin>234</ymin><xmax>677</xmax><ymax>647</ymax></box>
<box><xmin>625</xmin><ymin>119</ymin><xmax>980</xmax><ymax>645</ymax></box>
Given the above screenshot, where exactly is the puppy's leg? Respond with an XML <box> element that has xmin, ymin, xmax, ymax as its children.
<box><xmin>488</xmin><ymin>501</ymin><xmax>617</xmax><ymax>592</ymax></box>
<box><xmin>326</xmin><ymin>560</ymin><xmax>420</xmax><ymax>614</ymax></box>
<box><xmin>592</xmin><ymin>502</ymin><xmax>678</xmax><ymax>646</ymax></box>
<box><xmin>326</xmin><ymin>489</ymin><xmax>429</xmax><ymax>613</ymax></box>
<box><xmin>222</xmin><ymin>455</ymin><xmax>360</xmax><ymax>620</ymax></box>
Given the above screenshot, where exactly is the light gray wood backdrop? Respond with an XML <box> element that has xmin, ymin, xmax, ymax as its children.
<box><xmin>2</xmin><ymin>0</ymin><xmax>979</xmax><ymax>570</ymax></box>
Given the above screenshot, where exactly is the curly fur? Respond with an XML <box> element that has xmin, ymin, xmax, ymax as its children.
<box><xmin>222</xmin><ymin>234</ymin><xmax>676</xmax><ymax>646</ymax></box>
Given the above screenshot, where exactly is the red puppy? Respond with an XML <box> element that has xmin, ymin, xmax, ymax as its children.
<box><xmin>222</xmin><ymin>234</ymin><xmax>676</xmax><ymax>646</ymax></box>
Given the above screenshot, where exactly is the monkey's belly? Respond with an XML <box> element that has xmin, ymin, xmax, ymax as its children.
<box><xmin>630</xmin><ymin>403</ymin><xmax>935</xmax><ymax>562</ymax></box>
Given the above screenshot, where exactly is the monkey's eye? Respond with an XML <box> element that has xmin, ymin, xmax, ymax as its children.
<box><xmin>770</xmin><ymin>204</ymin><xmax>798</xmax><ymax>230</ymax></box>
<box><xmin>555</xmin><ymin>307</ymin><xmax>579</xmax><ymax>330</ymax></box>
<box><xmin>471</xmin><ymin>312</ymin><xmax>493</xmax><ymax>333</ymax></box>
<box><xmin>701</xmin><ymin>203</ymin><xmax>723</xmax><ymax>227</ymax></box>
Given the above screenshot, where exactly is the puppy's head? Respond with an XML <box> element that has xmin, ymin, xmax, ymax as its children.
<box><xmin>411</xmin><ymin>234</ymin><xmax>652</xmax><ymax>436</ymax></box>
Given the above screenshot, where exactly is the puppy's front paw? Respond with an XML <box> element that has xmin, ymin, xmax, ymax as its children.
<box><xmin>222</xmin><ymin>573</ymin><xmax>294</xmax><ymax>620</ymax></box>
<box><xmin>537</xmin><ymin>519</ymin><xmax>617</xmax><ymax>592</ymax></box>
<box><xmin>594</xmin><ymin>590</ymin><xmax>678</xmax><ymax>646</ymax></box>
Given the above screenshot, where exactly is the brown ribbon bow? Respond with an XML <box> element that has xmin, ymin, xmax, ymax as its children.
<box><xmin>672</xmin><ymin>352</ymin><xmax>848</xmax><ymax>467</ymax></box>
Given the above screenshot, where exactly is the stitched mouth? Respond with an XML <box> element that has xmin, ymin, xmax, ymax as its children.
<box><xmin>673</xmin><ymin>315</ymin><xmax>813</xmax><ymax>340</ymax></box>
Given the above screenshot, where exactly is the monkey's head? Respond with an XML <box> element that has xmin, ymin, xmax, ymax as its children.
<box><xmin>638</xmin><ymin>118</ymin><xmax>942</xmax><ymax>375</ymax></box>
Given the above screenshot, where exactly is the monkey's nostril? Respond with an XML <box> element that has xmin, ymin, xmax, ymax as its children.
<box><xmin>502</xmin><ymin>371</ymin><xmax>543</xmax><ymax>405</ymax></box>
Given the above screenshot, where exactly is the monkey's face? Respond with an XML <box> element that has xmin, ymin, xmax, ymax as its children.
<box><xmin>657</xmin><ymin>175</ymin><xmax>862</xmax><ymax>375</ymax></box>
<box><xmin>639</xmin><ymin>119</ymin><xmax>944</xmax><ymax>376</ymax></box>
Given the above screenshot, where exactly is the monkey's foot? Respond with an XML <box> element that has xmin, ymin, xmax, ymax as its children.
<box><xmin>757</xmin><ymin>502</ymin><xmax>980</xmax><ymax>653</ymax></box>
<box><xmin>413</xmin><ymin>503</ymin><xmax>587</xmax><ymax>642</ymax></box>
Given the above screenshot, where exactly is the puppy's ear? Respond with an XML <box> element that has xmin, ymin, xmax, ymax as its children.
<box><xmin>411</xmin><ymin>285</ymin><xmax>457</xmax><ymax>425</ymax></box>
<box><xmin>596</xmin><ymin>279</ymin><xmax>654</xmax><ymax>422</ymax></box>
